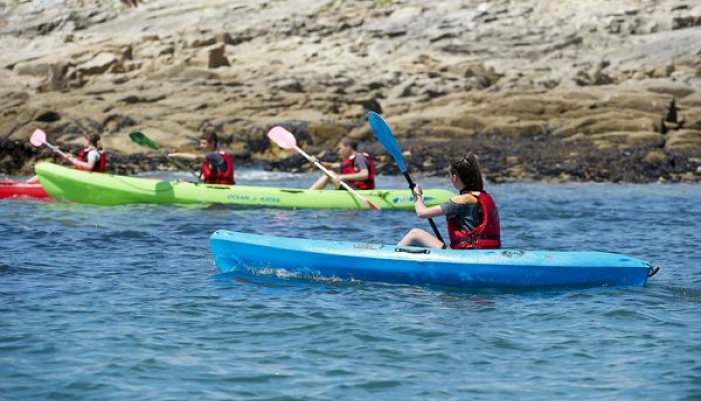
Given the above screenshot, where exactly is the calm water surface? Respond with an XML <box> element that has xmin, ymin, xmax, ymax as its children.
<box><xmin>2</xmin><ymin>170</ymin><xmax>700</xmax><ymax>401</ymax></box>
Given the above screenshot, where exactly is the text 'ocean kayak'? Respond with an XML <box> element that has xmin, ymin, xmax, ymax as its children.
<box><xmin>209</xmin><ymin>230</ymin><xmax>658</xmax><ymax>289</ymax></box>
<box><xmin>35</xmin><ymin>162</ymin><xmax>452</xmax><ymax>209</ymax></box>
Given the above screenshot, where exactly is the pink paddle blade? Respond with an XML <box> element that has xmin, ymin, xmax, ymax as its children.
<box><xmin>30</xmin><ymin>129</ymin><xmax>47</xmax><ymax>148</ymax></box>
<box><xmin>267</xmin><ymin>126</ymin><xmax>297</xmax><ymax>150</ymax></box>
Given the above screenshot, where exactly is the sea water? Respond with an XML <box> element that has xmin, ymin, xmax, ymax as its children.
<box><xmin>1</xmin><ymin>170</ymin><xmax>700</xmax><ymax>401</ymax></box>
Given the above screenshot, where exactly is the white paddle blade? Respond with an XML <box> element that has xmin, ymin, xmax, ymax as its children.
<box><xmin>30</xmin><ymin>129</ymin><xmax>47</xmax><ymax>148</ymax></box>
<box><xmin>267</xmin><ymin>126</ymin><xmax>297</xmax><ymax>150</ymax></box>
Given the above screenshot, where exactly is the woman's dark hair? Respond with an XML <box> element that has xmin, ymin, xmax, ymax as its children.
<box><xmin>449</xmin><ymin>154</ymin><xmax>483</xmax><ymax>191</ymax></box>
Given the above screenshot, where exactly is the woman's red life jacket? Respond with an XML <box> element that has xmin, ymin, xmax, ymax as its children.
<box><xmin>76</xmin><ymin>148</ymin><xmax>106</xmax><ymax>172</ymax></box>
<box><xmin>446</xmin><ymin>191</ymin><xmax>501</xmax><ymax>249</ymax></box>
<box><xmin>200</xmin><ymin>151</ymin><xmax>235</xmax><ymax>185</ymax></box>
<box><xmin>340</xmin><ymin>153</ymin><xmax>375</xmax><ymax>190</ymax></box>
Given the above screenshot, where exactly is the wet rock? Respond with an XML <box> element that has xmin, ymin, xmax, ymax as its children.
<box><xmin>0</xmin><ymin>0</ymin><xmax>699</xmax><ymax>183</ymax></box>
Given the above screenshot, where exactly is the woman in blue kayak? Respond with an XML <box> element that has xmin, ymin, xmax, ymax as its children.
<box><xmin>398</xmin><ymin>154</ymin><xmax>501</xmax><ymax>250</ymax></box>
<box><xmin>309</xmin><ymin>136</ymin><xmax>375</xmax><ymax>190</ymax></box>
<box><xmin>169</xmin><ymin>129</ymin><xmax>235</xmax><ymax>185</ymax></box>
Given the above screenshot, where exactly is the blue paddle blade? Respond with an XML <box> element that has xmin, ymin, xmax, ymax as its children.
<box><xmin>367</xmin><ymin>112</ymin><xmax>444</xmax><ymax>243</ymax></box>
<box><xmin>367</xmin><ymin>111</ymin><xmax>407</xmax><ymax>173</ymax></box>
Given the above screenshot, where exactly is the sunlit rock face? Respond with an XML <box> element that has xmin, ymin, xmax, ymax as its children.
<box><xmin>1</xmin><ymin>0</ymin><xmax>699</xmax><ymax>182</ymax></box>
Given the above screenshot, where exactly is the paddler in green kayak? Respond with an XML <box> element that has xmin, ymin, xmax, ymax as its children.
<box><xmin>309</xmin><ymin>136</ymin><xmax>375</xmax><ymax>190</ymax></box>
<box><xmin>169</xmin><ymin>129</ymin><xmax>235</xmax><ymax>185</ymax></box>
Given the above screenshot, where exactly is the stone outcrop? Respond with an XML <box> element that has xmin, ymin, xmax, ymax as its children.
<box><xmin>1</xmin><ymin>0</ymin><xmax>700</xmax><ymax>183</ymax></box>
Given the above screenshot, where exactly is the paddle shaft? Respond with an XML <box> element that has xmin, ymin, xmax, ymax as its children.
<box><xmin>44</xmin><ymin>140</ymin><xmax>70</xmax><ymax>160</ymax></box>
<box><xmin>295</xmin><ymin>146</ymin><xmax>343</xmax><ymax>185</ymax></box>
<box><xmin>402</xmin><ymin>172</ymin><xmax>445</xmax><ymax>244</ymax></box>
<box><xmin>166</xmin><ymin>156</ymin><xmax>202</xmax><ymax>180</ymax></box>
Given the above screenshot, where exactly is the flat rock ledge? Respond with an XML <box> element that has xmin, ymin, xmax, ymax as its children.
<box><xmin>1</xmin><ymin>0</ymin><xmax>700</xmax><ymax>183</ymax></box>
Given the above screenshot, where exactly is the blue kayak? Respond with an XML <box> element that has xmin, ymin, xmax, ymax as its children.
<box><xmin>209</xmin><ymin>230</ymin><xmax>658</xmax><ymax>289</ymax></box>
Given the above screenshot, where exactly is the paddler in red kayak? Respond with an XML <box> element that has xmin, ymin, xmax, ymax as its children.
<box><xmin>27</xmin><ymin>132</ymin><xmax>106</xmax><ymax>183</ymax></box>
<box><xmin>309</xmin><ymin>136</ymin><xmax>375</xmax><ymax>190</ymax></box>
<box><xmin>398</xmin><ymin>153</ymin><xmax>501</xmax><ymax>250</ymax></box>
<box><xmin>168</xmin><ymin>128</ymin><xmax>235</xmax><ymax>185</ymax></box>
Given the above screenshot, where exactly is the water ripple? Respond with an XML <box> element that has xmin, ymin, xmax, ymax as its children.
<box><xmin>1</xmin><ymin>181</ymin><xmax>700</xmax><ymax>401</ymax></box>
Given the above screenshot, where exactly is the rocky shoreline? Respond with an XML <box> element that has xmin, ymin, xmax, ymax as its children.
<box><xmin>1</xmin><ymin>0</ymin><xmax>700</xmax><ymax>183</ymax></box>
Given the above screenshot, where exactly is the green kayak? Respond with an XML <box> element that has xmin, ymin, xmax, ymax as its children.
<box><xmin>35</xmin><ymin>162</ymin><xmax>453</xmax><ymax>209</ymax></box>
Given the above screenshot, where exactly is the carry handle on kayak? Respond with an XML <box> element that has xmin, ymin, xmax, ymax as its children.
<box><xmin>395</xmin><ymin>247</ymin><xmax>431</xmax><ymax>254</ymax></box>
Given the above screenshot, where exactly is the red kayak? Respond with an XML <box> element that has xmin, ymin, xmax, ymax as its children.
<box><xmin>0</xmin><ymin>180</ymin><xmax>49</xmax><ymax>199</ymax></box>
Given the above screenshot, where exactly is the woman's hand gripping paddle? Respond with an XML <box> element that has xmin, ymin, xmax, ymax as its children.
<box><xmin>267</xmin><ymin>126</ymin><xmax>381</xmax><ymax>211</ymax></box>
<box><xmin>129</xmin><ymin>131</ymin><xmax>200</xmax><ymax>180</ymax></box>
<box><xmin>30</xmin><ymin>129</ymin><xmax>70</xmax><ymax>159</ymax></box>
<box><xmin>366</xmin><ymin>112</ymin><xmax>445</xmax><ymax>243</ymax></box>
